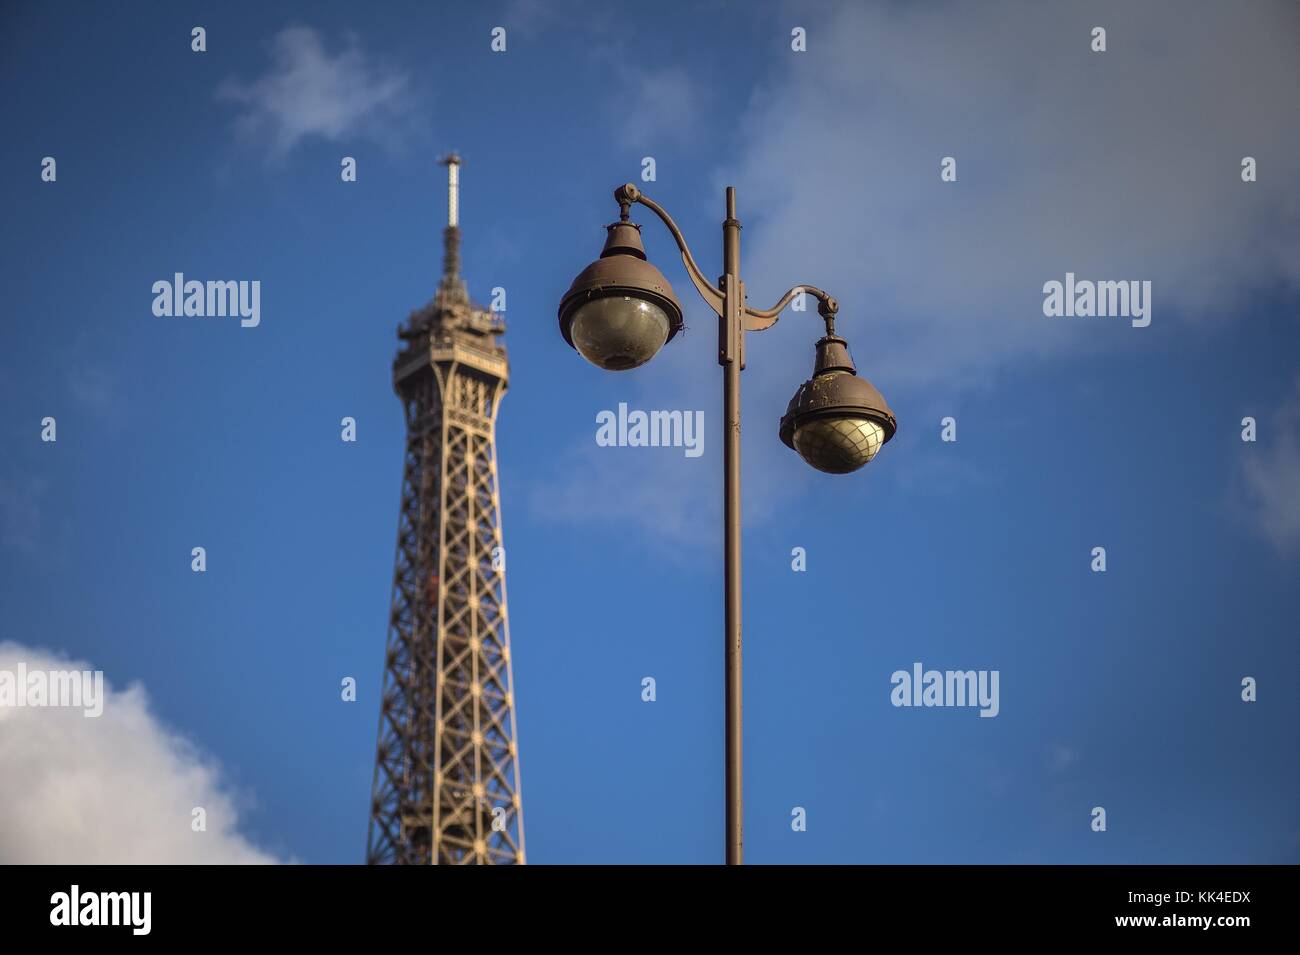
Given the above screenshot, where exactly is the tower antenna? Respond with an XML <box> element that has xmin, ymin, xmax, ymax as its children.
<box><xmin>441</xmin><ymin>152</ymin><xmax>461</xmax><ymax>228</ymax></box>
<box><xmin>437</xmin><ymin>153</ymin><xmax>465</xmax><ymax>294</ymax></box>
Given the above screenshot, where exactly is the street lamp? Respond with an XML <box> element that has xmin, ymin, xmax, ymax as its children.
<box><xmin>558</xmin><ymin>218</ymin><xmax>683</xmax><ymax>370</ymax></box>
<box><xmin>779</xmin><ymin>323</ymin><xmax>897</xmax><ymax>473</ymax></box>
<box><xmin>557</xmin><ymin>183</ymin><xmax>897</xmax><ymax>864</ymax></box>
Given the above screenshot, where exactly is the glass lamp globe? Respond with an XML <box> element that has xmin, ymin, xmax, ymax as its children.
<box><xmin>792</xmin><ymin>412</ymin><xmax>886</xmax><ymax>474</ymax></box>
<box><xmin>779</xmin><ymin>333</ymin><xmax>896</xmax><ymax>473</ymax></box>
<box><xmin>568</xmin><ymin>295</ymin><xmax>671</xmax><ymax>371</ymax></box>
<box><xmin>558</xmin><ymin>218</ymin><xmax>684</xmax><ymax>372</ymax></box>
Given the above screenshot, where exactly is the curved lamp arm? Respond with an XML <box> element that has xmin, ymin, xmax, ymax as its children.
<box><xmin>613</xmin><ymin>184</ymin><xmax>841</xmax><ymax>337</ymax></box>
<box><xmin>744</xmin><ymin>286</ymin><xmax>839</xmax><ymax>333</ymax></box>
<box><xmin>616</xmin><ymin>184</ymin><xmax>725</xmax><ymax>317</ymax></box>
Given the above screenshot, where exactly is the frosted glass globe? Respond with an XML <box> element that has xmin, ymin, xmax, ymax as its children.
<box><xmin>793</xmin><ymin>416</ymin><xmax>885</xmax><ymax>474</ymax></box>
<box><xmin>569</xmin><ymin>296</ymin><xmax>670</xmax><ymax>371</ymax></box>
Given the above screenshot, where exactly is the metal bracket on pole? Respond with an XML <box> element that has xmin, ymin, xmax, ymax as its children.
<box><xmin>719</xmin><ymin>275</ymin><xmax>745</xmax><ymax>368</ymax></box>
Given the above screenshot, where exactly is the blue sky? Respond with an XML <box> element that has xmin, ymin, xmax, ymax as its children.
<box><xmin>1</xmin><ymin>0</ymin><xmax>1297</xmax><ymax>864</ymax></box>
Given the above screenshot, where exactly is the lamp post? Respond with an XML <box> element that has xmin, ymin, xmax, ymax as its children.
<box><xmin>558</xmin><ymin>183</ymin><xmax>897</xmax><ymax>865</ymax></box>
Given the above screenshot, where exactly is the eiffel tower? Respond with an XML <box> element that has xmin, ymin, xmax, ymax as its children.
<box><xmin>367</xmin><ymin>155</ymin><xmax>525</xmax><ymax>864</ymax></box>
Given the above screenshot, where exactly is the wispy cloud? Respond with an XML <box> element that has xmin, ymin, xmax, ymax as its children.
<box><xmin>529</xmin><ymin>435</ymin><xmax>718</xmax><ymax>554</ymax></box>
<box><xmin>68</xmin><ymin>366</ymin><xmax>119</xmax><ymax>416</ymax></box>
<box><xmin>540</xmin><ymin>0</ymin><xmax>1300</xmax><ymax>546</ymax></box>
<box><xmin>614</xmin><ymin>65</ymin><xmax>705</xmax><ymax>149</ymax></box>
<box><xmin>1047</xmin><ymin>743</ymin><xmax>1080</xmax><ymax>774</ymax></box>
<box><xmin>0</xmin><ymin>642</ymin><xmax>283</xmax><ymax>863</ymax></box>
<box><xmin>730</xmin><ymin>0</ymin><xmax>1300</xmax><ymax>392</ymax></box>
<box><xmin>217</xmin><ymin>26</ymin><xmax>420</xmax><ymax>158</ymax></box>
<box><xmin>68</xmin><ymin>332</ymin><xmax>125</xmax><ymax>425</ymax></box>
<box><xmin>0</xmin><ymin>476</ymin><xmax>44</xmax><ymax>554</ymax></box>
<box><xmin>1238</xmin><ymin>378</ymin><xmax>1300</xmax><ymax>555</ymax></box>
<box><xmin>502</xmin><ymin>0</ymin><xmax>619</xmax><ymax>42</ymax></box>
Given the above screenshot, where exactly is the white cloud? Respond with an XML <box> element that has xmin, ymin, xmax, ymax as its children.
<box><xmin>218</xmin><ymin>26</ymin><xmax>418</xmax><ymax>158</ymax></box>
<box><xmin>1239</xmin><ymin>379</ymin><xmax>1300</xmax><ymax>554</ymax></box>
<box><xmin>0</xmin><ymin>642</ymin><xmax>281</xmax><ymax>863</ymax></box>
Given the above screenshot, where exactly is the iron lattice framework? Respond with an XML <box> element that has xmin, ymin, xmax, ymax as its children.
<box><xmin>367</xmin><ymin>157</ymin><xmax>524</xmax><ymax>864</ymax></box>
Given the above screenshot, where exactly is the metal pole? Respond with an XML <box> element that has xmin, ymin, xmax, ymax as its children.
<box><xmin>721</xmin><ymin>186</ymin><xmax>743</xmax><ymax>865</ymax></box>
